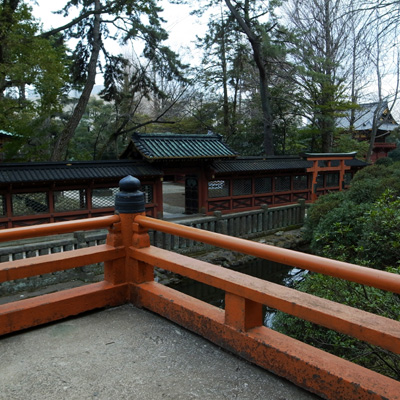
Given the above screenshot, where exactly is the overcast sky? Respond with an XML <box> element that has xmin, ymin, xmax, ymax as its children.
<box><xmin>31</xmin><ymin>0</ymin><xmax>205</xmax><ymax>65</ymax></box>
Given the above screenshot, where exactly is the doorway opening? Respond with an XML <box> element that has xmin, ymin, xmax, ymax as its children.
<box><xmin>162</xmin><ymin>177</ymin><xmax>185</xmax><ymax>219</ymax></box>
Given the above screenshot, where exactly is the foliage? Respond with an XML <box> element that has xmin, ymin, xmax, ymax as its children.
<box><xmin>274</xmin><ymin>163</ymin><xmax>400</xmax><ymax>379</ymax></box>
<box><xmin>331</xmin><ymin>132</ymin><xmax>369</xmax><ymax>159</ymax></box>
<box><xmin>311</xmin><ymin>200</ymin><xmax>369</xmax><ymax>262</ymax></box>
<box><xmin>346</xmin><ymin>162</ymin><xmax>400</xmax><ymax>204</ymax></box>
<box><xmin>281</xmin><ymin>0</ymin><xmax>356</xmax><ymax>153</ymax></box>
<box><xmin>357</xmin><ymin>192</ymin><xmax>400</xmax><ymax>269</ymax></box>
<box><xmin>302</xmin><ymin>191</ymin><xmax>346</xmax><ymax>241</ymax></box>
<box><xmin>374</xmin><ymin>156</ymin><xmax>393</xmax><ymax>167</ymax></box>
<box><xmin>310</xmin><ymin>190</ymin><xmax>400</xmax><ymax>268</ymax></box>
<box><xmin>307</xmin><ymin>163</ymin><xmax>400</xmax><ymax>264</ymax></box>
<box><xmin>194</xmin><ymin>1</ymin><xmax>304</xmax><ymax>156</ymax></box>
<box><xmin>388</xmin><ymin>146</ymin><xmax>400</xmax><ymax>162</ymax></box>
<box><xmin>42</xmin><ymin>0</ymin><xmax>189</xmax><ymax>160</ymax></box>
<box><xmin>2</xmin><ymin>111</ymin><xmax>64</xmax><ymax>161</ymax></box>
<box><xmin>2</xmin><ymin>1</ymin><xmax>398</xmax><ymax>161</ymax></box>
<box><xmin>66</xmin><ymin>98</ymin><xmax>117</xmax><ymax>160</ymax></box>
<box><xmin>0</xmin><ymin>1</ymin><xmax>70</xmax><ymax>161</ymax></box>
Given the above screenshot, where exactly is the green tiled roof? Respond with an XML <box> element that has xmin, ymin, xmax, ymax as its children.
<box><xmin>0</xmin><ymin>160</ymin><xmax>162</xmax><ymax>184</ymax></box>
<box><xmin>211</xmin><ymin>157</ymin><xmax>313</xmax><ymax>173</ymax></box>
<box><xmin>125</xmin><ymin>132</ymin><xmax>237</xmax><ymax>160</ymax></box>
<box><xmin>211</xmin><ymin>156</ymin><xmax>368</xmax><ymax>174</ymax></box>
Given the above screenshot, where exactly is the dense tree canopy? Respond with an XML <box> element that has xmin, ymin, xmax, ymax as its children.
<box><xmin>0</xmin><ymin>0</ymin><xmax>70</xmax><ymax>160</ymax></box>
<box><xmin>1</xmin><ymin>0</ymin><xmax>400</xmax><ymax>160</ymax></box>
<box><xmin>45</xmin><ymin>0</ymin><xmax>188</xmax><ymax>160</ymax></box>
<box><xmin>282</xmin><ymin>0</ymin><xmax>354</xmax><ymax>152</ymax></box>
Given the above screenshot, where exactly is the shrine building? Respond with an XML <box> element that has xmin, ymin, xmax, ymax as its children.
<box><xmin>336</xmin><ymin>101</ymin><xmax>398</xmax><ymax>162</ymax></box>
<box><xmin>0</xmin><ymin>132</ymin><xmax>367</xmax><ymax>228</ymax></box>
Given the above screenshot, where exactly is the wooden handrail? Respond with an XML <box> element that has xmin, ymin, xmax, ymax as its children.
<box><xmin>0</xmin><ymin>245</ymin><xmax>125</xmax><ymax>282</ymax></box>
<box><xmin>131</xmin><ymin>246</ymin><xmax>400</xmax><ymax>354</ymax></box>
<box><xmin>1</xmin><ymin>175</ymin><xmax>399</xmax><ymax>400</ymax></box>
<box><xmin>131</xmin><ymin>214</ymin><xmax>400</xmax><ymax>399</ymax></box>
<box><xmin>0</xmin><ymin>214</ymin><xmax>120</xmax><ymax>243</ymax></box>
<box><xmin>135</xmin><ymin>215</ymin><xmax>400</xmax><ymax>294</ymax></box>
<box><xmin>0</xmin><ymin>213</ymin><xmax>125</xmax><ymax>336</ymax></box>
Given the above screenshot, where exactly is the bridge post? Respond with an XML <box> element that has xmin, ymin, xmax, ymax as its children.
<box><xmin>297</xmin><ymin>198</ymin><xmax>306</xmax><ymax>224</ymax></box>
<box><xmin>225</xmin><ymin>293</ymin><xmax>263</xmax><ymax>331</ymax></box>
<box><xmin>105</xmin><ymin>176</ymin><xmax>153</xmax><ymax>295</ymax></box>
<box><xmin>261</xmin><ymin>204</ymin><xmax>269</xmax><ymax>231</ymax></box>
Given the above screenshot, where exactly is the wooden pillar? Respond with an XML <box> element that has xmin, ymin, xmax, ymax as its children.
<box><xmin>6</xmin><ymin>189</ymin><xmax>13</xmax><ymax>228</ymax></box>
<box><xmin>225</xmin><ymin>292</ymin><xmax>263</xmax><ymax>331</ymax></box>
<box><xmin>154</xmin><ymin>178</ymin><xmax>163</xmax><ymax>219</ymax></box>
<box><xmin>308</xmin><ymin>160</ymin><xmax>319</xmax><ymax>202</ymax></box>
<box><xmin>198</xmin><ymin>169</ymin><xmax>208</xmax><ymax>214</ymax></box>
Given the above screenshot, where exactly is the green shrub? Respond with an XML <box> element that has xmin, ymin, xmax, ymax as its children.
<box><xmin>350</xmin><ymin>163</ymin><xmax>388</xmax><ymax>182</ymax></box>
<box><xmin>346</xmin><ymin>177</ymin><xmax>382</xmax><ymax>204</ymax></box>
<box><xmin>388</xmin><ymin>147</ymin><xmax>400</xmax><ymax>161</ymax></box>
<box><xmin>277</xmin><ymin>164</ymin><xmax>400</xmax><ymax>379</ymax></box>
<box><xmin>375</xmin><ymin>157</ymin><xmax>393</xmax><ymax>166</ymax></box>
<box><xmin>303</xmin><ymin>191</ymin><xmax>345</xmax><ymax>241</ymax></box>
<box><xmin>357</xmin><ymin>191</ymin><xmax>400</xmax><ymax>269</ymax></box>
<box><xmin>311</xmin><ymin>200</ymin><xmax>369</xmax><ymax>262</ymax></box>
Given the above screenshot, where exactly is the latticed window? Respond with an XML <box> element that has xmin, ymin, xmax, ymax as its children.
<box><xmin>0</xmin><ymin>195</ymin><xmax>5</xmax><ymax>216</ymax></box>
<box><xmin>233</xmin><ymin>178</ymin><xmax>252</xmax><ymax>196</ymax></box>
<box><xmin>12</xmin><ymin>192</ymin><xmax>48</xmax><ymax>216</ymax></box>
<box><xmin>293</xmin><ymin>175</ymin><xmax>308</xmax><ymax>190</ymax></box>
<box><xmin>54</xmin><ymin>190</ymin><xmax>87</xmax><ymax>212</ymax></box>
<box><xmin>255</xmin><ymin>177</ymin><xmax>272</xmax><ymax>194</ymax></box>
<box><xmin>92</xmin><ymin>187</ymin><xmax>119</xmax><ymax>209</ymax></box>
<box><xmin>208</xmin><ymin>180</ymin><xmax>229</xmax><ymax>198</ymax></box>
<box><xmin>344</xmin><ymin>172</ymin><xmax>352</xmax><ymax>186</ymax></box>
<box><xmin>275</xmin><ymin>176</ymin><xmax>291</xmax><ymax>192</ymax></box>
<box><xmin>316</xmin><ymin>174</ymin><xmax>324</xmax><ymax>188</ymax></box>
<box><xmin>326</xmin><ymin>173</ymin><xmax>339</xmax><ymax>187</ymax></box>
<box><xmin>318</xmin><ymin>160</ymin><xmax>328</xmax><ymax>167</ymax></box>
<box><xmin>141</xmin><ymin>184</ymin><xmax>153</xmax><ymax>204</ymax></box>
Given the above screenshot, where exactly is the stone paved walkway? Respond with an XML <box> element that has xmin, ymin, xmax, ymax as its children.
<box><xmin>0</xmin><ymin>304</ymin><xmax>321</xmax><ymax>400</ymax></box>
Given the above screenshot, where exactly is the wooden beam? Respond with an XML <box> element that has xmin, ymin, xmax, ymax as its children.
<box><xmin>0</xmin><ymin>245</ymin><xmax>125</xmax><ymax>282</ymax></box>
<box><xmin>0</xmin><ymin>282</ymin><xmax>128</xmax><ymax>335</ymax></box>
<box><xmin>131</xmin><ymin>246</ymin><xmax>400</xmax><ymax>355</ymax></box>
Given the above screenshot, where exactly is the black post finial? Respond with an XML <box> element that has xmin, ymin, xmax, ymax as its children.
<box><xmin>115</xmin><ymin>176</ymin><xmax>145</xmax><ymax>214</ymax></box>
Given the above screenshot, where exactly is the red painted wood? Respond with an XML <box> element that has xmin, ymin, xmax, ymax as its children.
<box><xmin>131</xmin><ymin>245</ymin><xmax>400</xmax><ymax>354</ymax></box>
<box><xmin>0</xmin><ymin>245</ymin><xmax>125</xmax><ymax>282</ymax></box>
<box><xmin>0</xmin><ymin>282</ymin><xmax>127</xmax><ymax>335</ymax></box>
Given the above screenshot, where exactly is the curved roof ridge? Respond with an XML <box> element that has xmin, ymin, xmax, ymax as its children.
<box><xmin>125</xmin><ymin>132</ymin><xmax>237</xmax><ymax>160</ymax></box>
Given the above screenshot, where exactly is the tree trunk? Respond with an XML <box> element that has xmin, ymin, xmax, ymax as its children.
<box><xmin>349</xmin><ymin>37</ymin><xmax>357</xmax><ymax>133</ymax></box>
<box><xmin>366</xmin><ymin>99</ymin><xmax>386</xmax><ymax>163</ymax></box>
<box><xmin>50</xmin><ymin>0</ymin><xmax>102</xmax><ymax>161</ymax></box>
<box><xmin>365</xmin><ymin>127</ymin><xmax>376</xmax><ymax>163</ymax></box>
<box><xmin>224</xmin><ymin>0</ymin><xmax>274</xmax><ymax>156</ymax></box>
<box><xmin>220</xmin><ymin>18</ymin><xmax>230</xmax><ymax>138</ymax></box>
<box><xmin>366</xmin><ymin>28</ymin><xmax>382</xmax><ymax>164</ymax></box>
<box><xmin>321</xmin><ymin>0</ymin><xmax>334</xmax><ymax>153</ymax></box>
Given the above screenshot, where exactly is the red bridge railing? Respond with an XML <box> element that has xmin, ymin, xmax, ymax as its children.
<box><xmin>0</xmin><ymin>176</ymin><xmax>399</xmax><ymax>400</ymax></box>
